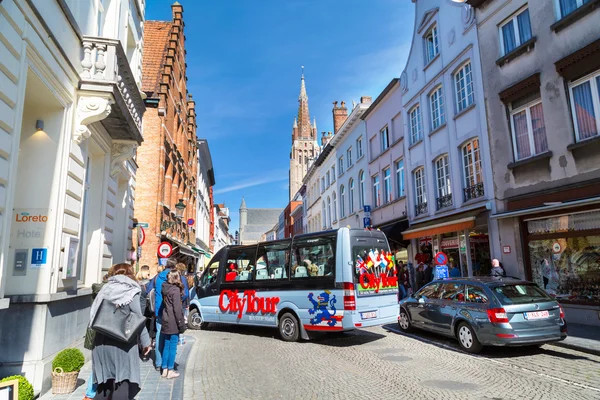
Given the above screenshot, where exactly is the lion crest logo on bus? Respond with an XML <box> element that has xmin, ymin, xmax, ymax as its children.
<box><xmin>308</xmin><ymin>290</ymin><xmax>340</xmax><ymax>327</ymax></box>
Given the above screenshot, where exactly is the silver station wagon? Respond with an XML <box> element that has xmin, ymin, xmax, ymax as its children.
<box><xmin>398</xmin><ymin>277</ymin><xmax>568</xmax><ymax>353</ymax></box>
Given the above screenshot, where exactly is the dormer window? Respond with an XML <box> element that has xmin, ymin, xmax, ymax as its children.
<box><xmin>425</xmin><ymin>25</ymin><xmax>439</xmax><ymax>64</ymax></box>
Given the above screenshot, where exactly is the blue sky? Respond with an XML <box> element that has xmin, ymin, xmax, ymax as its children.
<box><xmin>145</xmin><ymin>0</ymin><xmax>414</xmax><ymax>232</ymax></box>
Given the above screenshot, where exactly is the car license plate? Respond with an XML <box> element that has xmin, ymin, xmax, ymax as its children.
<box><xmin>361</xmin><ymin>311</ymin><xmax>377</xmax><ymax>320</ymax></box>
<box><xmin>524</xmin><ymin>310</ymin><xmax>550</xmax><ymax>320</ymax></box>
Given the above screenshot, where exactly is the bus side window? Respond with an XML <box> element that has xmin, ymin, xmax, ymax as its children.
<box><xmin>257</xmin><ymin>240</ymin><xmax>291</xmax><ymax>280</ymax></box>
<box><xmin>291</xmin><ymin>236</ymin><xmax>335</xmax><ymax>278</ymax></box>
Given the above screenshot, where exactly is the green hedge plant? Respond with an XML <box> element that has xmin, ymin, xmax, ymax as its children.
<box><xmin>0</xmin><ymin>375</ymin><xmax>34</xmax><ymax>400</ymax></box>
<box><xmin>52</xmin><ymin>348</ymin><xmax>84</xmax><ymax>373</ymax></box>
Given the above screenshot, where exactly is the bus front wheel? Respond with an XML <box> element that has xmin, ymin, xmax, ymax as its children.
<box><xmin>188</xmin><ymin>308</ymin><xmax>208</xmax><ymax>330</ymax></box>
<box><xmin>279</xmin><ymin>312</ymin><xmax>300</xmax><ymax>342</ymax></box>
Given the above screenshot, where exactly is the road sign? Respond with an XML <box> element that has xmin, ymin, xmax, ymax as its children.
<box><xmin>157</xmin><ymin>242</ymin><xmax>173</xmax><ymax>258</ymax></box>
<box><xmin>31</xmin><ymin>248</ymin><xmax>47</xmax><ymax>268</ymax></box>
<box><xmin>434</xmin><ymin>251</ymin><xmax>448</xmax><ymax>266</ymax></box>
<box><xmin>159</xmin><ymin>257</ymin><xmax>169</xmax><ymax>266</ymax></box>
<box><xmin>138</xmin><ymin>227</ymin><xmax>146</xmax><ymax>246</ymax></box>
<box><xmin>134</xmin><ymin>222</ymin><xmax>149</xmax><ymax>228</ymax></box>
<box><xmin>503</xmin><ymin>245</ymin><xmax>511</xmax><ymax>254</ymax></box>
<box><xmin>363</xmin><ymin>205</ymin><xmax>371</xmax><ymax>213</ymax></box>
<box><xmin>187</xmin><ymin>218</ymin><xmax>195</xmax><ymax>226</ymax></box>
<box><xmin>363</xmin><ymin>217</ymin><xmax>371</xmax><ymax>228</ymax></box>
<box><xmin>434</xmin><ymin>265</ymin><xmax>449</xmax><ymax>280</ymax></box>
<box><xmin>552</xmin><ymin>242</ymin><xmax>562</xmax><ymax>253</ymax></box>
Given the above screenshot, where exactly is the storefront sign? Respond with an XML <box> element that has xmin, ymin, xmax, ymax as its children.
<box><xmin>470</xmin><ymin>235</ymin><xmax>489</xmax><ymax>244</ymax></box>
<box><xmin>502</xmin><ymin>245</ymin><xmax>511</xmax><ymax>254</ymax></box>
<box><xmin>31</xmin><ymin>248</ymin><xmax>47</xmax><ymax>268</ymax></box>
<box><xmin>441</xmin><ymin>238</ymin><xmax>459</xmax><ymax>249</ymax></box>
<box><xmin>10</xmin><ymin>208</ymin><xmax>51</xmax><ymax>271</ymax></box>
<box><xmin>219</xmin><ymin>290</ymin><xmax>280</xmax><ymax>319</ymax></box>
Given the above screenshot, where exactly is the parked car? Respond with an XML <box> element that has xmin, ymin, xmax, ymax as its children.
<box><xmin>398</xmin><ymin>277</ymin><xmax>567</xmax><ymax>353</ymax></box>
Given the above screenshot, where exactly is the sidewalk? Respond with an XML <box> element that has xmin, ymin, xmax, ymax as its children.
<box><xmin>40</xmin><ymin>335</ymin><xmax>194</xmax><ymax>400</ymax></box>
<box><xmin>550</xmin><ymin>322</ymin><xmax>600</xmax><ymax>356</ymax></box>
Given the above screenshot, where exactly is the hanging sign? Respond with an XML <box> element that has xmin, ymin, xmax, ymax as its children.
<box><xmin>157</xmin><ymin>242</ymin><xmax>173</xmax><ymax>258</ymax></box>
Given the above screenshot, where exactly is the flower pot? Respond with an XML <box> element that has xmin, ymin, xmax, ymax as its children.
<box><xmin>51</xmin><ymin>367</ymin><xmax>80</xmax><ymax>394</ymax></box>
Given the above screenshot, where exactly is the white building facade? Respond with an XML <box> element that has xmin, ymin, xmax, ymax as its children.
<box><xmin>399</xmin><ymin>0</ymin><xmax>500</xmax><ymax>277</ymax></box>
<box><xmin>0</xmin><ymin>0</ymin><xmax>145</xmax><ymax>393</ymax></box>
<box><xmin>195</xmin><ymin>139</ymin><xmax>214</xmax><ymax>268</ymax></box>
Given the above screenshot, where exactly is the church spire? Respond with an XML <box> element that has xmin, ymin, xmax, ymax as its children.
<box><xmin>296</xmin><ymin>66</ymin><xmax>311</xmax><ymax>138</ymax></box>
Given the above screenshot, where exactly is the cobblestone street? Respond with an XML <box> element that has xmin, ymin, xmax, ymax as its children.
<box><xmin>183</xmin><ymin>324</ymin><xmax>600</xmax><ymax>400</ymax></box>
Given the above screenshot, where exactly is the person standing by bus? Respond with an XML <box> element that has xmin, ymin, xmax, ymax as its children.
<box><xmin>160</xmin><ymin>270</ymin><xmax>186</xmax><ymax>379</ymax></box>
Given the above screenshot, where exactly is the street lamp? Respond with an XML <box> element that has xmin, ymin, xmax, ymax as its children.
<box><xmin>175</xmin><ymin>199</ymin><xmax>186</xmax><ymax>219</ymax></box>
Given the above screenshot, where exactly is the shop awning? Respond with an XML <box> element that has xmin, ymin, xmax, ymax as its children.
<box><xmin>491</xmin><ymin>196</ymin><xmax>600</xmax><ymax>220</ymax></box>
<box><xmin>163</xmin><ymin>235</ymin><xmax>200</xmax><ymax>259</ymax></box>
<box><xmin>401</xmin><ymin>209</ymin><xmax>483</xmax><ymax>240</ymax></box>
<box><xmin>376</xmin><ymin>218</ymin><xmax>410</xmax><ymax>246</ymax></box>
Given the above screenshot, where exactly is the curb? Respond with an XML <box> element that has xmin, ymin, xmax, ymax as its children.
<box><xmin>172</xmin><ymin>335</ymin><xmax>196</xmax><ymax>400</ymax></box>
<box><xmin>548</xmin><ymin>341</ymin><xmax>600</xmax><ymax>357</ymax></box>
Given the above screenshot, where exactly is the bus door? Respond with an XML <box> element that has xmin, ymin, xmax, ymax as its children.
<box><xmin>219</xmin><ymin>245</ymin><xmax>259</xmax><ymax>325</ymax></box>
<box><xmin>196</xmin><ymin>249</ymin><xmax>225</xmax><ymax>323</ymax></box>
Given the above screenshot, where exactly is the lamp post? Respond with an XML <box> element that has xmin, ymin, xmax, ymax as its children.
<box><xmin>161</xmin><ymin>199</ymin><xmax>186</xmax><ymax>232</ymax></box>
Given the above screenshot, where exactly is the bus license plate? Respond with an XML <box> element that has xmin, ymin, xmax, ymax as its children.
<box><xmin>361</xmin><ymin>311</ymin><xmax>377</xmax><ymax>320</ymax></box>
<box><xmin>524</xmin><ymin>310</ymin><xmax>549</xmax><ymax>320</ymax></box>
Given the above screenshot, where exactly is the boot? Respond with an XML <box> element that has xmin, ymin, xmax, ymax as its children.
<box><xmin>166</xmin><ymin>370</ymin><xmax>180</xmax><ymax>379</ymax></box>
<box><xmin>161</xmin><ymin>369</ymin><xmax>168</xmax><ymax>378</ymax></box>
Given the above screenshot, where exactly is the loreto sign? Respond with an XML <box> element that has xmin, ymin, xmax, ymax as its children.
<box><xmin>219</xmin><ymin>290</ymin><xmax>280</xmax><ymax>319</ymax></box>
<box><xmin>10</xmin><ymin>208</ymin><xmax>52</xmax><ymax>270</ymax></box>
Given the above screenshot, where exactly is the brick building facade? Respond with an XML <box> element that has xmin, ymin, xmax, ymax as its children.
<box><xmin>135</xmin><ymin>3</ymin><xmax>199</xmax><ymax>272</ymax></box>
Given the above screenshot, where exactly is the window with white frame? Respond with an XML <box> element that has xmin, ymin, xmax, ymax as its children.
<box><xmin>322</xmin><ymin>202</ymin><xmax>326</xmax><ymax>229</ymax></box>
<box><xmin>339</xmin><ymin>156</ymin><xmax>344</xmax><ymax>175</ymax></box>
<box><xmin>435</xmin><ymin>155</ymin><xmax>452</xmax><ymax>208</ymax></box>
<box><xmin>321</xmin><ymin>177</ymin><xmax>325</xmax><ymax>193</ymax></box>
<box><xmin>455</xmin><ymin>62</ymin><xmax>474</xmax><ymax>112</ymax></box>
<box><xmin>327</xmin><ymin>197</ymin><xmax>331</xmax><ymax>227</ymax></box>
<box><xmin>347</xmin><ymin>147</ymin><xmax>353</xmax><ymax>168</ymax></box>
<box><xmin>462</xmin><ymin>139</ymin><xmax>484</xmax><ymax>199</ymax></box>
<box><xmin>499</xmin><ymin>8</ymin><xmax>532</xmax><ymax>56</ymax></box>
<box><xmin>372</xmin><ymin>174</ymin><xmax>381</xmax><ymax>208</ymax></box>
<box><xmin>331</xmin><ymin>166</ymin><xmax>336</xmax><ymax>182</ymax></box>
<box><xmin>510</xmin><ymin>93</ymin><xmax>549</xmax><ymax>160</ymax></box>
<box><xmin>430</xmin><ymin>86</ymin><xmax>445</xmax><ymax>130</ymax></box>
<box><xmin>356</xmin><ymin>136</ymin><xmax>364</xmax><ymax>159</ymax></box>
<box><xmin>332</xmin><ymin>192</ymin><xmax>337</xmax><ymax>222</ymax></box>
<box><xmin>381</xmin><ymin>126</ymin><xmax>390</xmax><ymax>152</ymax></box>
<box><xmin>359</xmin><ymin>170</ymin><xmax>365</xmax><ymax>208</ymax></box>
<box><xmin>395</xmin><ymin>159</ymin><xmax>405</xmax><ymax>198</ymax></box>
<box><xmin>383</xmin><ymin>167</ymin><xmax>392</xmax><ymax>204</ymax></box>
<box><xmin>340</xmin><ymin>185</ymin><xmax>346</xmax><ymax>218</ymax></box>
<box><xmin>326</xmin><ymin>171</ymin><xmax>330</xmax><ymax>187</ymax></box>
<box><xmin>414</xmin><ymin>167</ymin><xmax>427</xmax><ymax>209</ymax></box>
<box><xmin>349</xmin><ymin>178</ymin><xmax>355</xmax><ymax>214</ymax></box>
<box><xmin>556</xmin><ymin>0</ymin><xmax>591</xmax><ymax>19</ymax></box>
<box><xmin>569</xmin><ymin>70</ymin><xmax>600</xmax><ymax>142</ymax></box>
<box><xmin>410</xmin><ymin>105</ymin><xmax>423</xmax><ymax>144</ymax></box>
<box><xmin>425</xmin><ymin>24</ymin><xmax>439</xmax><ymax>64</ymax></box>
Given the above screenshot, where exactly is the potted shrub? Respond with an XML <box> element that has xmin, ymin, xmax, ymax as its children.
<box><xmin>0</xmin><ymin>375</ymin><xmax>34</xmax><ymax>400</ymax></box>
<box><xmin>51</xmin><ymin>348</ymin><xmax>85</xmax><ymax>394</ymax></box>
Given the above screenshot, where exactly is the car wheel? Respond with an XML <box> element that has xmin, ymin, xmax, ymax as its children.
<box><xmin>279</xmin><ymin>312</ymin><xmax>300</xmax><ymax>342</ymax></box>
<box><xmin>456</xmin><ymin>322</ymin><xmax>482</xmax><ymax>353</ymax></box>
<box><xmin>398</xmin><ymin>309</ymin><xmax>413</xmax><ymax>333</ymax></box>
<box><xmin>188</xmin><ymin>308</ymin><xmax>208</xmax><ymax>330</ymax></box>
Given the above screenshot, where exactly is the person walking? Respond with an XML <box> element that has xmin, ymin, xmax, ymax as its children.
<box><xmin>89</xmin><ymin>263</ymin><xmax>151</xmax><ymax>399</ymax></box>
<box><xmin>415</xmin><ymin>263</ymin><xmax>425</xmax><ymax>291</ymax></box>
<box><xmin>490</xmin><ymin>259</ymin><xmax>506</xmax><ymax>277</ymax></box>
<box><xmin>160</xmin><ymin>270</ymin><xmax>186</xmax><ymax>379</ymax></box>
<box><xmin>449</xmin><ymin>261</ymin><xmax>461</xmax><ymax>278</ymax></box>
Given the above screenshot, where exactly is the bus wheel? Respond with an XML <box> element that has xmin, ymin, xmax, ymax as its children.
<box><xmin>188</xmin><ymin>308</ymin><xmax>208</xmax><ymax>330</ymax></box>
<box><xmin>279</xmin><ymin>312</ymin><xmax>300</xmax><ymax>342</ymax></box>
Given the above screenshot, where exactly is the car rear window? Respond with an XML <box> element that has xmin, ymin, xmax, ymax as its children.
<box><xmin>492</xmin><ymin>284</ymin><xmax>553</xmax><ymax>305</ymax></box>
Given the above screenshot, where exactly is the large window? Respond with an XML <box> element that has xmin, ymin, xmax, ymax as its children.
<box><xmin>356</xmin><ymin>136</ymin><xmax>364</xmax><ymax>159</ymax></box>
<box><xmin>455</xmin><ymin>62</ymin><xmax>474</xmax><ymax>113</ymax></box>
<box><xmin>340</xmin><ymin>185</ymin><xmax>346</xmax><ymax>218</ymax></box>
<box><xmin>291</xmin><ymin>234</ymin><xmax>336</xmax><ymax>278</ymax></box>
<box><xmin>425</xmin><ymin>25</ymin><xmax>439</xmax><ymax>64</ymax></box>
<box><xmin>326</xmin><ymin>171</ymin><xmax>330</xmax><ymax>187</ymax></box>
<box><xmin>499</xmin><ymin>8</ymin><xmax>532</xmax><ymax>56</ymax></box>
<box><xmin>414</xmin><ymin>167</ymin><xmax>427</xmax><ymax>215</ymax></box>
<box><xmin>372</xmin><ymin>174</ymin><xmax>381</xmax><ymax>208</ymax></box>
<box><xmin>383</xmin><ymin>167</ymin><xmax>392</xmax><ymax>204</ymax></box>
<box><xmin>339</xmin><ymin>156</ymin><xmax>344</xmax><ymax>175</ymax></box>
<box><xmin>256</xmin><ymin>241</ymin><xmax>290</xmax><ymax>280</ymax></box>
<box><xmin>332</xmin><ymin>192</ymin><xmax>337</xmax><ymax>222</ymax></box>
<box><xmin>347</xmin><ymin>147</ymin><xmax>353</xmax><ymax>168</ymax></box>
<box><xmin>557</xmin><ymin>0</ymin><xmax>592</xmax><ymax>19</ymax></box>
<box><xmin>435</xmin><ymin>155</ymin><xmax>452</xmax><ymax>210</ymax></box>
<box><xmin>380</xmin><ymin>127</ymin><xmax>390</xmax><ymax>152</ymax></box>
<box><xmin>510</xmin><ymin>95</ymin><xmax>549</xmax><ymax>160</ymax></box>
<box><xmin>359</xmin><ymin>170</ymin><xmax>366</xmax><ymax>208</ymax></box>
<box><xmin>326</xmin><ymin>197</ymin><xmax>332</xmax><ymax>228</ymax></box>
<box><xmin>410</xmin><ymin>105</ymin><xmax>423</xmax><ymax>144</ymax></box>
<box><xmin>331</xmin><ymin>166</ymin><xmax>336</xmax><ymax>182</ymax></box>
<box><xmin>322</xmin><ymin>202</ymin><xmax>326</xmax><ymax>229</ymax></box>
<box><xmin>430</xmin><ymin>86</ymin><xmax>445</xmax><ymax>130</ymax></box>
<box><xmin>395</xmin><ymin>159</ymin><xmax>405</xmax><ymax>198</ymax></box>
<box><xmin>569</xmin><ymin>70</ymin><xmax>600</xmax><ymax>142</ymax></box>
<box><xmin>349</xmin><ymin>178</ymin><xmax>355</xmax><ymax>214</ymax></box>
<box><xmin>321</xmin><ymin>177</ymin><xmax>325</xmax><ymax>194</ymax></box>
<box><xmin>462</xmin><ymin>139</ymin><xmax>484</xmax><ymax>201</ymax></box>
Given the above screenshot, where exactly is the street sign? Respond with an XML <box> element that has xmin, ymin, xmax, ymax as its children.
<box><xmin>138</xmin><ymin>227</ymin><xmax>146</xmax><ymax>246</ymax></box>
<box><xmin>363</xmin><ymin>205</ymin><xmax>371</xmax><ymax>213</ymax></box>
<box><xmin>159</xmin><ymin>257</ymin><xmax>169</xmax><ymax>266</ymax></box>
<box><xmin>31</xmin><ymin>248</ymin><xmax>47</xmax><ymax>268</ymax></box>
<box><xmin>434</xmin><ymin>251</ymin><xmax>448</xmax><ymax>266</ymax></box>
<box><xmin>157</xmin><ymin>242</ymin><xmax>173</xmax><ymax>258</ymax></box>
<box><xmin>134</xmin><ymin>222</ymin><xmax>149</xmax><ymax>228</ymax></box>
<box><xmin>552</xmin><ymin>242</ymin><xmax>562</xmax><ymax>253</ymax></box>
<box><xmin>503</xmin><ymin>245</ymin><xmax>511</xmax><ymax>254</ymax></box>
<box><xmin>363</xmin><ymin>217</ymin><xmax>371</xmax><ymax>228</ymax></box>
<box><xmin>187</xmin><ymin>218</ymin><xmax>195</xmax><ymax>226</ymax></box>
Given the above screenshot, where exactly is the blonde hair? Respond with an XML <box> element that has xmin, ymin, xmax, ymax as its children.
<box><xmin>175</xmin><ymin>263</ymin><xmax>187</xmax><ymax>274</ymax></box>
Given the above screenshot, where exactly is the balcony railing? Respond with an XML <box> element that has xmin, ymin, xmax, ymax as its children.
<box><xmin>463</xmin><ymin>182</ymin><xmax>485</xmax><ymax>202</ymax></box>
<box><xmin>415</xmin><ymin>202</ymin><xmax>428</xmax><ymax>216</ymax></box>
<box><xmin>436</xmin><ymin>193</ymin><xmax>453</xmax><ymax>210</ymax></box>
<box><xmin>80</xmin><ymin>36</ymin><xmax>145</xmax><ymax>143</ymax></box>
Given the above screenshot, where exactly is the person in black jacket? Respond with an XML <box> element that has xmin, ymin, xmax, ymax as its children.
<box><xmin>160</xmin><ymin>270</ymin><xmax>185</xmax><ymax>379</ymax></box>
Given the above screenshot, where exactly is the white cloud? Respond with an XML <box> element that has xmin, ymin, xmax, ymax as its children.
<box><xmin>214</xmin><ymin>173</ymin><xmax>288</xmax><ymax>194</ymax></box>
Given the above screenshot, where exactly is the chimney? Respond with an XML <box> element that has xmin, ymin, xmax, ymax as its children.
<box><xmin>332</xmin><ymin>100</ymin><xmax>348</xmax><ymax>134</ymax></box>
<box><xmin>360</xmin><ymin>96</ymin><xmax>373</xmax><ymax>104</ymax></box>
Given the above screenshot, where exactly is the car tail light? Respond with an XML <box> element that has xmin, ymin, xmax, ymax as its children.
<box><xmin>343</xmin><ymin>282</ymin><xmax>356</xmax><ymax>310</ymax></box>
<box><xmin>496</xmin><ymin>333</ymin><xmax>518</xmax><ymax>338</ymax></box>
<box><xmin>559</xmin><ymin>306</ymin><xmax>565</xmax><ymax>320</ymax></box>
<box><xmin>487</xmin><ymin>308</ymin><xmax>509</xmax><ymax>323</ymax></box>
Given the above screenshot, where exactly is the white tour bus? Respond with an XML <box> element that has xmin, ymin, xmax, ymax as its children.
<box><xmin>188</xmin><ymin>227</ymin><xmax>399</xmax><ymax>341</ymax></box>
